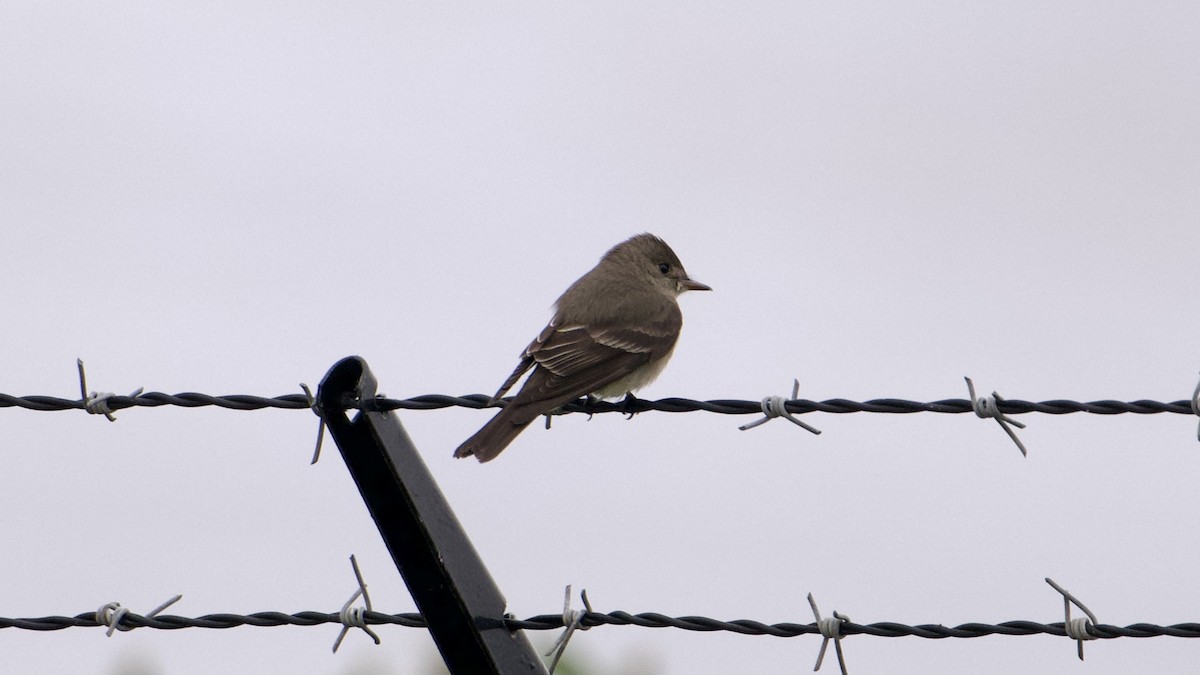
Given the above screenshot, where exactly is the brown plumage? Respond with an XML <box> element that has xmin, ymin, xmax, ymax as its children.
<box><xmin>455</xmin><ymin>233</ymin><xmax>710</xmax><ymax>462</ymax></box>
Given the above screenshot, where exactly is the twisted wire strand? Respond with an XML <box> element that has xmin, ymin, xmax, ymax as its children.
<box><xmin>0</xmin><ymin>392</ymin><xmax>1192</xmax><ymax>416</ymax></box>
<box><xmin>3</xmin><ymin>610</ymin><xmax>1200</xmax><ymax>639</ymax></box>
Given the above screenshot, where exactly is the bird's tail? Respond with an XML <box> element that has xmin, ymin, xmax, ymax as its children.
<box><xmin>453</xmin><ymin>406</ymin><xmax>535</xmax><ymax>463</ymax></box>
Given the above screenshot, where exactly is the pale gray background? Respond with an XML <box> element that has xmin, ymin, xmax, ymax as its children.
<box><xmin>2</xmin><ymin>2</ymin><xmax>1199</xmax><ymax>674</ymax></box>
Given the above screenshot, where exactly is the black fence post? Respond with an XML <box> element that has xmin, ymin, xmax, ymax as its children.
<box><xmin>317</xmin><ymin>356</ymin><xmax>548</xmax><ymax>675</ymax></box>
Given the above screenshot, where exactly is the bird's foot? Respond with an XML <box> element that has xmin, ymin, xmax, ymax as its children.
<box><xmin>581</xmin><ymin>394</ymin><xmax>604</xmax><ymax>420</ymax></box>
<box><xmin>619</xmin><ymin>391</ymin><xmax>642</xmax><ymax>419</ymax></box>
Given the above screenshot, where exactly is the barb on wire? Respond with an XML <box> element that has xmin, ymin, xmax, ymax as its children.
<box><xmin>807</xmin><ymin>593</ymin><xmax>849</xmax><ymax>675</ymax></box>
<box><xmin>1191</xmin><ymin>374</ymin><xmax>1200</xmax><ymax>441</ymax></box>
<box><xmin>545</xmin><ymin>585</ymin><xmax>592</xmax><ymax>674</ymax></box>
<box><xmin>1045</xmin><ymin>578</ymin><xmax>1100</xmax><ymax>660</ymax></box>
<box><xmin>95</xmin><ymin>594</ymin><xmax>182</xmax><ymax>637</ymax></box>
<box><xmin>543</xmin><ymin>407</ymin><xmax>570</xmax><ymax>430</ymax></box>
<box><xmin>740</xmin><ymin>379</ymin><xmax>822</xmax><ymax>435</ymax></box>
<box><xmin>332</xmin><ymin>555</ymin><xmax>381</xmax><ymax>653</ymax></box>
<box><xmin>965</xmin><ymin>377</ymin><xmax>1028</xmax><ymax>456</ymax></box>
<box><xmin>77</xmin><ymin>359</ymin><xmax>143</xmax><ymax>422</ymax></box>
<box><xmin>300</xmin><ymin>383</ymin><xmax>326</xmax><ymax>465</ymax></box>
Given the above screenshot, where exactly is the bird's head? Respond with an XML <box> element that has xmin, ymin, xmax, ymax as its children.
<box><xmin>612</xmin><ymin>233</ymin><xmax>711</xmax><ymax>297</ymax></box>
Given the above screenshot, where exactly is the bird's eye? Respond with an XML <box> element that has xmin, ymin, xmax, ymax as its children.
<box><xmin>658</xmin><ymin>262</ymin><xmax>671</xmax><ymax>275</ymax></box>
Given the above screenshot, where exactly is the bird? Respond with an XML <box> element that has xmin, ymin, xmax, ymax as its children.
<box><xmin>454</xmin><ymin>233</ymin><xmax>710</xmax><ymax>462</ymax></box>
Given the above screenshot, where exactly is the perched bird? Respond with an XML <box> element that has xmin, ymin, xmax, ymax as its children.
<box><xmin>455</xmin><ymin>233</ymin><xmax>710</xmax><ymax>462</ymax></box>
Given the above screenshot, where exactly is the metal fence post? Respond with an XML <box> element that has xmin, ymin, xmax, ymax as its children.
<box><xmin>317</xmin><ymin>356</ymin><xmax>548</xmax><ymax>674</ymax></box>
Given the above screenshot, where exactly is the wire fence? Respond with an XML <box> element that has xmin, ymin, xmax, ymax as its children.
<box><xmin>7</xmin><ymin>380</ymin><xmax>1197</xmax><ymax>459</ymax></box>
<box><xmin>6</xmin><ymin>607</ymin><xmax>1200</xmax><ymax>639</ymax></box>
<box><xmin>1</xmin><ymin>390</ymin><xmax>1195</xmax><ymax>416</ymax></box>
<box><xmin>6</xmin><ymin>364</ymin><xmax>1200</xmax><ymax>672</ymax></box>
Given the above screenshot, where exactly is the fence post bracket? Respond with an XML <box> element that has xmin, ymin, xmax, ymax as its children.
<box><xmin>317</xmin><ymin>355</ymin><xmax>547</xmax><ymax>674</ymax></box>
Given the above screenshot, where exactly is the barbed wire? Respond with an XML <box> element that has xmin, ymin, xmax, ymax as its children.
<box><xmin>0</xmin><ymin>392</ymin><xmax>311</xmax><ymax>413</ymax></box>
<box><xmin>4</xmin><ymin>607</ymin><xmax>1199</xmax><ymax>639</ymax></box>
<box><xmin>6</xmin><ymin>369</ymin><xmax>1200</xmax><ymax>668</ymax></box>
<box><xmin>0</xmin><ymin>391</ymin><xmax>1194</xmax><ymax>416</ymax></box>
<box><xmin>7</xmin><ymin>579</ymin><xmax>1198</xmax><ymax>673</ymax></box>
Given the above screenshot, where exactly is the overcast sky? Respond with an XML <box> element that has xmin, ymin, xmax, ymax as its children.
<box><xmin>3</xmin><ymin>2</ymin><xmax>1199</xmax><ymax>674</ymax></box>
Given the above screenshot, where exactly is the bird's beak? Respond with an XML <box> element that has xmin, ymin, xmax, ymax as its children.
<box><xmin>680</xmin><ymin>277</ymin><xmax>712</xmax><ymax>292</ymax></box>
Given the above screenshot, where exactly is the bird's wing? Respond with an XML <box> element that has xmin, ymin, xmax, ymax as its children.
<box><xmin>535</xmin><ymin>322</ymin><xmax>665</xmax><ymax>374</ymax></box>
<box><xmin>491</xmin><ymin>354</ymin><xmax>534</xmax><ymax>401</ymax></box>
<box><xmin>498</xmin><ymin>308</ymin><xmax>682</xmax><ymax>425</ymax></box>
